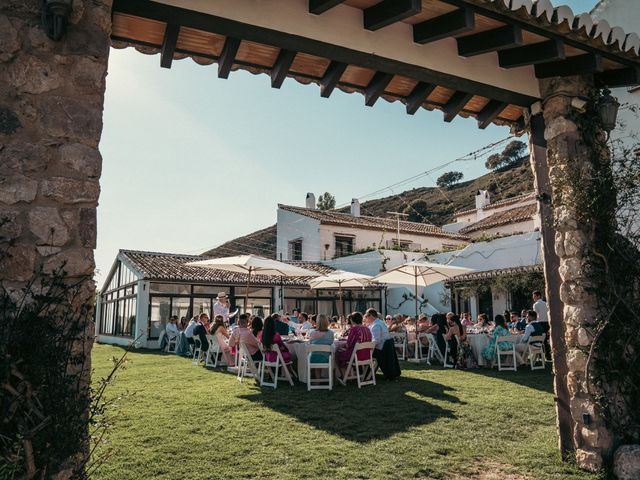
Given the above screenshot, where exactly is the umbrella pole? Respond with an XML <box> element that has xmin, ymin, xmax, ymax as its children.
<box><xmin>414</xmin><ymin>269</ymin><xmax>420</xmax><ymax>362</ymax></box>
<box><xmin>245</xmin><ymin>267</ymin><xmax>252</xmax><ymax>315</ymax></box>
<box><xmin>339</xmin><ymin>282</ymin><xmax>343</xmax><ymax>318</ymax></box>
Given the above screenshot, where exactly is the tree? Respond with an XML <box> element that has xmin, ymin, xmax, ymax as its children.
<box><xmin>403</xmin><ymin>199</ymin><xmax>430</xmax><ymax>223</ymax></box>
<box><xmin>436</xmin><ymin>171</ymin><xmax>464</xmax><ymax>188</ymax></box>
<box><xmin>316</xmin><ymin>192</ymin><xmax>336</xmax><ymax>210</ymax></box>
<box><xmin>484</xmin><ymin>140</ymin><xmax>528</xmax><ymax>170</ymax></box>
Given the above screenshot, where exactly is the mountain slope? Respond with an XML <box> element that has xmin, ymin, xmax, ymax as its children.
<box><xmin>203</xmin><ymin>160</ymin><xmax>534</xmax><ymax>258</ymax></box>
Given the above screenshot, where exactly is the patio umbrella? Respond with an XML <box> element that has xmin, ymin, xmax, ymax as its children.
<box><xmin>308</xmin><ymin>270</ymin><xmax>373</xmax><ymax>316</ymax></box>
<box><xmin>372</xmin><ymin>261</ymin><xmax>474</xmax><ymax>362</ymax></box>
<box><xmin>186</xmin><ymin>255</ymin><xmax>320</xmax><ymax>314</ymax></box>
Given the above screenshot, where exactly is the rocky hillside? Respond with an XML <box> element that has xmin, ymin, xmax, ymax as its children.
<box><xmin>203</xmin><ymin>159</ymin><xmax>534</xmax><ymax>258</ymax></box>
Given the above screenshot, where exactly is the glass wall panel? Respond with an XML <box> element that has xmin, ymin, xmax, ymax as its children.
<box><xmin>150</xmin><ymin>296</ymin><xmax>171</xmax><ymax>339</ymax></box>
<box><xmin>192</xmin><ymin>297</ymin><xmax>212</xmax><ymax>316</ymax></box>
<box><xmin>193</xmin><ymin>285</ymin><xmax>225</xmax><ymax>295</ymax></box>
<box><xmin>316</xmin><ymin>300</ymin><xmax>337</xmax><ymax>317</ymax></box>
<box><xmin>284</xmin><ymin>288</ymin><xmax>315</xmax><ymax>298</ymax></box>
<box><xmin>235</xmin><ymin>297</ymin><xmax>271</xmax><ymax>318</ymax></box>
<box><xmin>150</xmin><ymin>283</ymin><xmax>191</xmax><ymax>295</ymax></box>
<box><xmin>172</xmin><ymin>297</ymin><xmax>191</xmax><ymax>321</ymax></box>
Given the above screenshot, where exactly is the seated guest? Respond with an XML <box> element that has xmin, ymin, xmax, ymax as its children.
<box><xmin>390</xmin><ymin>315</ymin><xmax>406</xmax><ymax>333</ymax></box>
<box><xmin>512</xmin><ymin>311</ymin><xmax>527</xmax><ymax>332</ymax></box>
<box><xmin>228</xmin><ymin>313</ymin><xmax>263</xmax><ymax>361</ymax></box>
<box><xmin>520</xmin><ymin>310</ymin><xmax>546</xmax><ymax>343</ymax></box>
<box><xmin>299</xmin><ymin>312</ymin><xmax>314</xmax><ymax>331</ymax></box>
<box><xmin>444</xmin><ymin>314</ymin><xmax>466</xmax><ymax>366</ymax></box>
<box><xmin>274</xmin><ymin>313</ymin><xmax>290</xmax><ymax>336</ymax></box>
<box><xmin>260</xmin><ymin>315</ymin><xmax>292</xmax><ymax>363</ymax></box>
<box><xmin>461</xmin><ymin>312</ymin><xmax>474</xmax><ymax>327</ymax></box>
<box><xmin>336</xmin><ymin>312</ymin><xmax>372</xmax><ymax>371</ymax></box>
<box><xmin>178</xmin><ymin>316</ymin><xmax>188</xmax><ymax>331</ymax></box>
<box><xmin>365</xmin><ymin>308</ymin><xmax>390</xmax><ymax>365</ymax></box>
<box><xmin>251</xmin><ymin>316</ymin><xmax>264</xmax><ymax>338</ymax></box>
<box><xmin>309</xmin><ymin>315</ymin><xmax>334</xmax><ymax>364</ymax></box>
<box><xmin>209</xmin><ymin>315</ymin><xmax>234</xmax><ymax>366</ymax></box>
<box><xmin>184</xmin><ymin>316</ymin><xmax>198</xmax><ymax>346</ymax></box>
<box><xmin>192</xmin><ymin>313</ymin><xmax>210</xmax><ymax>352</ymax></box>
<box><xmin>476</xmin><ymin>313</ymin><xmax>490</xmax><ymax>332</ymax></box>
<box><xmin>481</xmin><ymin>314</ymin><xmax>511</xmax><ymax>363</ymax></box>
<box><xmin>166</xmin><ymin>315</ymin><xmax>179</xmax><ymax>337</ymax></box>
<box><xmin>384</xmin><ymin>315</ymin><xmax>393</xmax><ymax>329</ymax></box>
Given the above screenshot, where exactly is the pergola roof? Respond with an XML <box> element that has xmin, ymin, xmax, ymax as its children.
<box><xmin>111</xmin><ymin>0</ymin><xmax>640</xmax><ymax>128</ymax></box>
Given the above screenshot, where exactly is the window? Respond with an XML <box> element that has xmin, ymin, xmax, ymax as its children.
<box><xmin>99</xmin><ymin>288</ymin><xmax>136</xmax><ymax>338</ymax></box>
<box><xmin>334</xmin><ymin>235</ymin><xmax>354</xmax><ymax>258</ymax></box>
<box><xmin>150</xmin><ymin>283</ymin><xmax>191</xmax><ymax>295</ymax></box>
<box><xmin>288</xmin><ymin>239</ymin><xmax>303</xmax><ymax>261</ymax></box>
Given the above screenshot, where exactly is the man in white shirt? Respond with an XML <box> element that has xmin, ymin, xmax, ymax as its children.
<box><xmin>213</xmin><ymin>292</ymin><xmax>237</xmax><ymax>325</ymax></box>
<box><xmin>184</xmin><ymin>317</ymin><xmax>197</xmax><ymax>339</ymax></box>
<box><xmin>365</xmin><ymin>308</ymin><xmax>389</xmax><ymax>351</ymax></box>
<box><xmin>532</xmin><ymin>290</ymin><xmax>548</xmax><ymax>323</ymax></box>
<box><xmin>298</xmin><ymin>312</ymin><xmax>314</xmax><ymax>331</ymax></box>
<box><xmin>166</xmin><ymin>315</ymin><xmax>179</xmax><ymax>336</ymax></box>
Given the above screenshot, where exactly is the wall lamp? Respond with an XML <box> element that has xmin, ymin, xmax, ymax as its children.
<box><xmin>42</xmin><ymin>0</ymin><xmax>72</xmax><ymax>41</ymax></box>
<box><xmin>598</xmin><ymin>88</ymin><xmax>620</xmax><ymax>137</ymax></box>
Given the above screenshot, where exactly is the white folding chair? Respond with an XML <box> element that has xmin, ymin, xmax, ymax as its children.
<box><xmin>527</xmin><ymin>334</ymin><xmax>546</xmax><ymax>370</ymax></box>
<box><xmin>237</xmin><ymin>342</ymin><xmax>261</xmax><ymax>383</ymax></box>
<box><xmin>165</xmin><ymin>332</ymin><xmax>178</xmax><ymax>353</ymax></box>
<box><xmin>192</xmin><ymin>337</ymin><xmax>204</xmax><ymax>365</ymax></box>
<box><xmin>338</xmin><ymin>341</ymin><xmax>376</xmax><ymax>388</ymax></box>
<box><xmin>426</xmin><ymin>333</ymin><xmax>444</xmax><ymax>365</ymax></box>
<box><xmin>496</xmin><ymin>335</ymin><xmax>518</xmax><ymax>372</ymax></box>
<box><xmin>260</xmin><ymin>343</ymin><xmax>295</xmax><ymax>389</ymax></box>
<box><xmin>389</xmin><ymin>332</ymin><xmax>407</xmax><ymax>361</ymax></box>
<box><xmin>306</xmin><ymin>344</ymin><xmax>333</xmax><ymax>391</ymax></box>
<box><xmin>204</xmin><ymin>335</ymin><xmax>223</xmax><ymax>368</ymax></box>
<box><xmin>443</xmin><ymin>336</ymin><xmax>461</xmax><ymax>369</ymax></box>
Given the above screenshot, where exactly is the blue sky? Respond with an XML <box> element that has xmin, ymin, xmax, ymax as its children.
<box><xmin>96</xmin><ymin>0</ymin><xmax>598</xmax><ymax>285</ymax></box>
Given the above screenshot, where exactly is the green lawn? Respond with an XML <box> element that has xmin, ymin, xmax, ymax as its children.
<box><xmin>91</xmin><ymin>344</ymin><xmax>598</xmax><ymax>480</ymax></box>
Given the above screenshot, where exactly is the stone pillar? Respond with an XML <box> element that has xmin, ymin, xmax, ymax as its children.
<box><xmin>0</xmin><ymin>0</ymin><xmax>111</xmax><ymax>477</ymax></box>
<box><xmin>539</xmin><ymin>76</ymin><xmax>615</xmax><ymax>471</ymax></box>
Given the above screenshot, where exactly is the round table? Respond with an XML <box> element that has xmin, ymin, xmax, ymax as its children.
<box><xmin>284</xmin><ymin>340</ymin><xmax>342</xmax><ymax>383</ymax></box>
<box><xmin>466</xmin><ymin>333</ymin><xmax>525</xmax><ymax>366</ymax></box>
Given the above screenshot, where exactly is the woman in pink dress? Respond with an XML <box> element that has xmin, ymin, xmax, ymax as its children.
<box><xmin>209</xmin><ymin>316</ymin><xmax>234</xmax><ymax>366</ymax></box>
<box><xmin>336</xmin><ymin>312</ymin><xmax>372</xmax><ymax>369</ymax></box>
<box><xmin>260</xmin><ymin>315</ymin><xmax>292</xmax><ymax>363</ymax></box>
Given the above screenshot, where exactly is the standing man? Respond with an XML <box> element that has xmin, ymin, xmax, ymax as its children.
<box><xmin>365</xmin><ymin>308</ymin><xmax>390</xmax><ymax>360</ymax></box>
<box><xmin>532</xmin><ymin>291</ymin><xmax>548</xmax><ymax>323</ymax></box>
<box><xmin>214</xmin><ymin>292</ymin><xmax>237</xmax><ymax>326</ymax></box>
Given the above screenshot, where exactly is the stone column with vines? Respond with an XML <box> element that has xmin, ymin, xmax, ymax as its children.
<box><xmin>540</xmin><ymin>75</ymin><xmax>619</xmax><ymax>471</ymax></box>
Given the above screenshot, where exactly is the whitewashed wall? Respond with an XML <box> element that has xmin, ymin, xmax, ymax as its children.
<box><xmin>276</xmin><ymin>209</ymin><xmax>322</xmax><ymax>261</ymax></box>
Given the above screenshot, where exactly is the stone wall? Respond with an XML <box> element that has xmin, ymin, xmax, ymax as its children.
<box><xmin>540</xmin><ymin>76</ymin><xmax>614</xmax><ymax>471</ymax></box>
<box><xmin>0</xmin><ymin>0</ymin><xmax>111</xmax><ymax>476</ymax></box>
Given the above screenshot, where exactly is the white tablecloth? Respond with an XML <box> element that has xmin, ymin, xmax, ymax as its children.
<box><xmin>284</xmin><ymin>340</ymin><xmax>340</xmax><ymax>383</ymax></box>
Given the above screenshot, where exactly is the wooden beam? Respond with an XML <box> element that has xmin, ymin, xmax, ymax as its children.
<box><xmin>498</xmin><ymin>39</ymin><xmax>565</xmax><ymax>69</ymax></box>
<box><xmin>406</xmin><ymin>82</ymin><xmax>436</xmax><ymax>115</ymax></box>
<box><xmin>534</xmin><ymin>54</ymin><xmax>603</xmax><ymax>79</ymax></box>
<box><xmin>309</xmin><ymin>0</ymin><xmax>345</xmax><ymax>15</ymax></box>
<box><xmin>218</xmin><ymin>36</ymin><xmax>240</xmax><ymax>79</ymax></box>
<box><xmin>320</xmin><ymin>61</ymin><xmax>347</xmax><ymax>98</ymax></box>
<box><xmin>160</xmin><ymin>23</ymin><xmax>179</xmax><ymax>69</ymax></box>
<box><xmin>476</xmin><ymin>100</ymin><xmax>507</xmax><ymax>129</ymax></box>
<box><xmin>364</xmin><ymin>0</ymin><xmax>421</xmax><ymax>31</ymax></box>
<box><xmin>413</xmin><ymin>8</ymin><xmax>475</xmax><ymax>44</ymax></box>
<box><xmin>442</xmin><ymin>91</ymin><xmax>473</xmax><ymax>122</ymax></box>
<box><xmin>595</xmin><ymin>67</ymin><xmax>640</xmax><ymax>88</ymax></box>
<box><xmin>365</xmin><ymin>72</ymin><xmax>394</xmax><ymax>106</ymax></box>
<box><xmin>457</xmin><ymin>25</ymin><xmax>523</xmax><ymax>57</ymax></box>
<box><xmin>112</xmin><ymin>0</ymin><xmax>539</xmax><ymax>107</ymax></box>
<box><xmin>271</xmin><ymin>49</ymin><xmax>296</xmax><ymax>88</ymax></box>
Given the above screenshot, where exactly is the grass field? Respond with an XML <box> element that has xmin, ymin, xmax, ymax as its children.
<box><xmin>91</xmin><ymin>344</ymin><xmax>599</xmax><ymax>480</ymax></box>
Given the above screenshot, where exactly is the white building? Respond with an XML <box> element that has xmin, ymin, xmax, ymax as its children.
<box><xmin>277</xmin><ymin>193</ymin><xmax>468</xmax><ymax>262</ymax></box>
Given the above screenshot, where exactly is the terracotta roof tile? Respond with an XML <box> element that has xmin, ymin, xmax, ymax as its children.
<box><xmin>447</xmin><ymin>264</ymin><xmax>543</xmax><ymax>283</ymax></box>
<box><xmin>119</xmin><ymin>250</ymin><xmax>334</xmax><ymax>286</ymax></box>
<box><xmin>278</xmin><ymin>204</ymin><xmax>469</xmax><ymax>241</ymax></box>
<box><xmin>455</xmin><ymin>192</ymin><xmax>536</xmax><ymax>216</ymax></box>
<box><xmin>459</xmin><ymin>203</ymin><xmax>538</xmax><ymax>234</ymax></box>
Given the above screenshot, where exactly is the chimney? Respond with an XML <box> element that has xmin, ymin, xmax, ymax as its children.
<box><xmin>350</xmin><ymin>198</ymin><xmax>360</xmax><ymax>217</ymax></box>
<box><xmin>305</xmin><ymin>192</ymin><xmax>316</xmax><ymax>209</ymax></box>
<box><xmin>475</xmin><ymin>190</ymin><xmax>490</xmax><ymax>210</ymax></box>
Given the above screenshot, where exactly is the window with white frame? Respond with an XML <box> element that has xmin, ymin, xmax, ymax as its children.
<box><xmin>288</xmin><ymin>239</ymin><xmax>303</xmax><ymax>261</ymax></box>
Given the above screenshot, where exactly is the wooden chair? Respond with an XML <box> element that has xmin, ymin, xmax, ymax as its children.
<box><xmin>527</xmin><ymin>334</ymin><xmax>546</xmax><ymax>370</ymax></box>
<box><xmin>389</xmin><ymin>332</ymin><xmax>407</xmax><ymax>361</ymax></box>
<box><xmin>495</xmin><ymin>335</ymin><xmax>519</xmax><ymax>372</ymax></box>
<box><xmin>306</xmin><ymin>344</ymin><xmax>333</xmax><ymax>391</ymax></box>
<box><xmin>338</xmin><ymin>341</ymin><xmax>376</xmax><ymax>388</ymax></box>
<box><xmin>260</xmin><ymin>343</ymin><xmax>295</xmax><ymax>389</ymax></box>
<box><xmin>237</xmin><ymin>342</ymin><xmax>261</xmax><ymax>383</ymax></box>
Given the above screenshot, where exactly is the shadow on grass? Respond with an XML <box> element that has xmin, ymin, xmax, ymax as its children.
<box><xmin>238</xmin><ymin>374</ymin><xmax>462</xmax><ymax>443</ymax></box>
<box><xmin>461</xmin><ymin>366</ymin><xmax>555</xmax><ymax>394</ymax></box>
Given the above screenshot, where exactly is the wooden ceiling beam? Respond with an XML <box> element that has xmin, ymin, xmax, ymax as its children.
<box><xmin>365</xmin><ymin>72</ymin><xmax>394</xmax><ymax>106</ymax></box>
<box><xmin>406</xmin><ymin>82</ymin><xmax>436</xmax><ymax>115</ymax></box>
<box><xmin>457</xmin><ymin>25</ymin><xmax>523</xmax><ymax>57</ymax></box>
<box><xmin>320</xmin><ymin>61</ymin><xmax>347</xmax><ymax>98</ymax></box>
<box><xmin>413</xmin><ymin>8</ymin><xmax>475</xmax><ymax>45</ymax></box>
<box><xmin>309</xmin><ymin>0</ymin><xmax>345</xmax><ymax>15</ymax></box>
<box><xmin>271</xmin><ymin>49</ymin><xmax>296</xmax><ymax>88</ymax></box>
<box><xmin>443</xmin><ymin>91</ymin><xmax>473</xmax><ymax>122</ymax></box>
<box><xmin>160</xmin><ymin>23</ymin><xmax>179</xmax><ymax>69</ymax></box>
<box><xmin>499</xmin><ymin>39</ymin><xmax>565</xmax><ymax>69</ymax></box>
<box><xmin>534</xmin><ymin>53</ymin><xmax>603</xmax><ymax>79</ymax></box>
<box><xmin>218</xmin><ymin>36</ymin><xmax>240</xmax><ymax>79</ymax></box>
<box><xmin>595</xmin><ymin>67</ymin><xmax>640</xmax><ymax>88</ymax></box>
<box><xmin>476</xmin><ymin>100</ymin><xmax>508</xmax><ymax>129</ymax></box>
<box><xmin>364</xmin><ymin>0</ymin><xmax>421</xmax><ymax>32</ymax></box>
